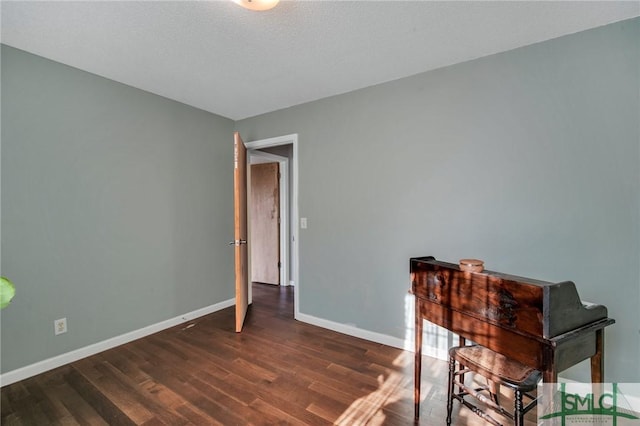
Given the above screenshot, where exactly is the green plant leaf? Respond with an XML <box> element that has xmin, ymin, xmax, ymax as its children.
<box><xmin>1</xmin><ymin>276</ymin><xmax>16</xmax><ymax>309</ymax></box>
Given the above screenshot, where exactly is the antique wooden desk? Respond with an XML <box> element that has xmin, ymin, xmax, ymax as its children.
<box><xmin>410</xmin><ymin>256</ymin><xmax>615</xmax><ymax>419</ymax></box>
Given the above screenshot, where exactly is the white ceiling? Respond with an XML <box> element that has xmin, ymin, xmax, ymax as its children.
<box><xmin>2</xmin><ymin>1</ymin><xmax>639</xmax><ymax>120</ymax></box>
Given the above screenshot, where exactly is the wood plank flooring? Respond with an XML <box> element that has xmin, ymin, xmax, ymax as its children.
<box><xmin>1</xmin><ymin>283</ymin><xmax>538</xmax><ymax>425</ymax></box>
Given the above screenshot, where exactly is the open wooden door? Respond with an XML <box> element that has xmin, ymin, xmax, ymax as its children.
<box><xmin>233</xmin><ymin>132</ymin><xmax>248</xmax><ymax>333</ymax></box>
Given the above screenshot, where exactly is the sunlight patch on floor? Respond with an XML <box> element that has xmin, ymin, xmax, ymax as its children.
<box><xmin>334</xmin><ymin>372</ymin><xmax>405</xmax><ymax>424</ymax></box>
<box><xmin>333</xmin><ymin>354</ymin><xmax>413</xmax><ymax>425</ymax></box>
<box><xmin>333</xmin><ymin>292</ymin><xmax>463</xmax><ymax>424</ymax></box>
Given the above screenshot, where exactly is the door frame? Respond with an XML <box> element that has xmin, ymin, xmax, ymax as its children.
<box><xmin>245</xmin><ymin>134</ymin><xmax>299</xmax><ymax>320</ymax></box>
<box><xmin>248</xmin><ymin>150</ymin><xmax>289</xmax><ymax>287</ymax></box>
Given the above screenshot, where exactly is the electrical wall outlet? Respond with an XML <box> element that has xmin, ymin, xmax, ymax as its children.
<box><xmin>54</xmin><ymin>318</ymin><xmax>67</xmax><ymax>335</ymax></box>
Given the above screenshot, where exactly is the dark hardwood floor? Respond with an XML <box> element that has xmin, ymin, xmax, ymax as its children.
<box><xmin>1</xmin><ymin>284</ymin><xmax>537</xmax><ymax>425</ymax></box>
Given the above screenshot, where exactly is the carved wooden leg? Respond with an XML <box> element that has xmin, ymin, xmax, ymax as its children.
<box><xmin>590</xmin><ymin>329</ymin><xmax>606</xmax><ymax>419</ymax></box>
<box><xmin>541</xmin><ymin>369</ymin><xmax>558</xmax><ymax>426</ymax></box>
<box><xmin>414</xmin><ymin>297</ymin><xmax>423</xmax><ymax>419</ymax></box>
<box><xmin>543</xmin><ymin>369</ymin><xmax>557</xmax><ymax>383</ymax></box>
<box><xmin>591</xmin><ymin>329</ymin><xmax>604</xmax><ymax>383</ymax></box>
<box><xmin>446</xmin><ymin>357</ymin><xmax>456</xmax><ymax>426</ymax></box>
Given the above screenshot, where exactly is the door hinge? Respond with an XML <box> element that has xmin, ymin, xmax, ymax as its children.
<box><xmin>278</xmin><ymin>261</ymin><xmax>282</xmax><ymax>269</ymax></box>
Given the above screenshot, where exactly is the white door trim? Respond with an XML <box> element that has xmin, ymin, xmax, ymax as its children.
<box><xmin>245</xmin><ymin>134</ymin><xmax>300</xmax><ymax>320</ymax></box>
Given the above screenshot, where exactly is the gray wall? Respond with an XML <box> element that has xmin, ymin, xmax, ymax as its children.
<box><xmin>236</xmin><ymin>18</ymin><xmax>640</xmax><ymax>382</ymax></box>
<box><xmin>1</xmin><ymin>45</ymin><xmax>235</xmax><ymax>373</ymax></box>
<box><xmin>2</xmin><ymin>18</ymin><xmax>639</xmax><ymax>383</ymax></box>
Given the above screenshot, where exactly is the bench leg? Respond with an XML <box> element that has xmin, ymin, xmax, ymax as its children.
<box><xmin>514</xmin><ymin>389</ymin><xmax>524</xmax><ymax>426</ymax></box>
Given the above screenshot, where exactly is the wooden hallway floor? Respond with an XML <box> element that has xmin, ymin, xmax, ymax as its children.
<box><xmin>1</xmin><ymin>283</ymin><xmax>537</xmax><ymax>425</ymax></box>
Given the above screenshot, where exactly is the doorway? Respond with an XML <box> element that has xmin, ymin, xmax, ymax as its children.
<box><xmin>245</xmin><ymin>134</ymin><xmax>299</xmax><ymax>319</ymax></box>
<box><xmin>249</xmin><ymin>152</ymin><xmax>287</xmax><ymax>286</ymax></box>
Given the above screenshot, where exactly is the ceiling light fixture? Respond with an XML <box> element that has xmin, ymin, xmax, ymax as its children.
<box><xmin>233</xmin><ymin>0</ymin><xmax>279</xmax><ymax>11</ymax></box>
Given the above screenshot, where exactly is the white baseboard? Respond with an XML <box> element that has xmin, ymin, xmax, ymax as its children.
<box><xmin>295</xmin><ymin>312</ymin><xmax>448</xmax><ymax>361</ymax></box>
<box><xmin>2</xmin><ymin>301</ymin><xmax>447</xmax><ymax>388</ymax></box>
<box><xmin>0</xmin><ymin>298</ymin><xmax>235</xmax><ymax>387</ymax></box>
